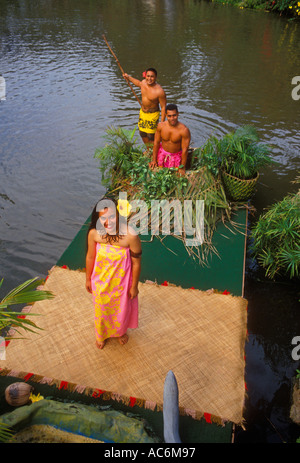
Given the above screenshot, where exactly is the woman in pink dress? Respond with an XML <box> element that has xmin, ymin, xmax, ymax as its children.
<box><xmin>85</xmin><ymin>197</ymin><xmax>141</xmax><ymax>349</ymax></box>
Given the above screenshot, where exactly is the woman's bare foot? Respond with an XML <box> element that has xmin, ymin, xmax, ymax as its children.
<box><xmin>118</xmin><ymin>333</ymin><xmax>129</xmax><ymax>346</ymax></box>
<box><xmin>96</xmin><ymin>339</ymin><xmax>106</xmax><ymax>349</ymax></box>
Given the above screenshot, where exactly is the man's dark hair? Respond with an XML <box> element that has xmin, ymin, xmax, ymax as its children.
<box><xmin>146</xmin><ymin>68</ymin><xmax>157</xmax><ymax>76</ymax></box>
<box><xmin>166</xmin><ymin>103</ymin><xmax>178</xmax><ymax>112</ymax></box>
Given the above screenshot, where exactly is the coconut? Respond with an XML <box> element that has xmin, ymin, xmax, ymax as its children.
<box><xmin>5</xmin><ymin>382</ymin><xmax>33</xmax><ymax>406</ymax></box>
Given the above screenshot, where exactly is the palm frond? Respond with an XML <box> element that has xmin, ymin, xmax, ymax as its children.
<box><xmin>0</xmin><ymin>277</ymin><xmax>54</xmax><ymax>337</ymax></box>
<box><xmin>250</xmin><ymin>188</ymin><xmax>300</xmax><ymax>280</ymax></box>
<box><xmin>0</xmin><ymin>422</ymin><xmax>14</xmax><ymax>443</ymax></box>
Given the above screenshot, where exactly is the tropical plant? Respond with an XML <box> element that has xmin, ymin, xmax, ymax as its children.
<box><xmin>0</xmin><ymin>277</ymin><xmax>54</xmax><ymax>336</ymax></box>
<box><xmin>0</xmin><ymin>422</ymin><xmax>14</xmax><ymax>443</ymax></box>
<box><xmin>94</xmin><ymin>126</ymin><xmax>144</xmax><ymax>187</ymax></box>
<box><xmin>190</xmin><ymin>136</ymin><xmax>221</xmax><ymax>177</ymax></box>
<box><xmin>0</xmin><ymin>277</ymin><xmax>54</xmax><ymax>442</ymax></box>
<box><xmin>94</xmin><ymin>126</ymin><xmax>234</xmax><ymax>265</ymax></box>
<box><xmin>250</xmin><ymin>188</ymin><xmax>300</xmax><ymax>280</ymax></box>
<box><xmin>131</xmin><ymin>163</ymin><xmax>189</xmax><ymax>203</ymax></box>
<box><xmin>192</xmin><ymin>126</ymin><xmax>273</xmax><ymax>180</ymax></box>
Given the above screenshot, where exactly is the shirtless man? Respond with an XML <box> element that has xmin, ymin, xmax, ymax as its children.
<box><xmin>123</xmin><ymin>68</ymin><xmax>166</xmax><ymax>147</ymax></box>
<box><xmin>149</xmin><ymin>104</ymin><xmax>191</xmax><ymax>175</ymax></box>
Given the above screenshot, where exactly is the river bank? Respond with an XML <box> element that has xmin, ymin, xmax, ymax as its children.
<box><xmin>210</xmin><ymin>0</ymin><xmax>300</xmax><ymax>18</ymax></box>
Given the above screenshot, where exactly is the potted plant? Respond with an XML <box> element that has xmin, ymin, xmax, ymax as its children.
<box><xmin>191</xmin><ymin>125</ymin><xmax>274</xmax><ymax>201</ymax></box>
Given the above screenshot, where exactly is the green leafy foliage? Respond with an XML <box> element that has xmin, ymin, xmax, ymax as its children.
<box><xmin>94</xmin><ymin>126</ymin><xmax>144</xmax><ymax>187</ymax></box>
<box><xmin>0</xmin><ymin>277</ymin><xmax>54</xmax><ymax>442</ymax></box>
<box><xmin>0</xmin><ymin>277</ymin><xmax>54</xmax><ymax>336</ymax></box>
<box><xmin>211</xmin><ymin>0</ymin><xmax>300</xmax><ymax>17</ymax></box>
<box><xmin>94</xmin><ymin>126</ymin><xmax>233</xmax><ymax>264</ymax></box>
<box><xmin>191</xmin><ymin>125</ymin><xmax>274</xmax><ymax>180</ymax></box>
<box><xmin>0</xmin><ymin>422</ymin><xmax>14</xmax><ymax>443</ymax></box>
<box><xmin>130</xmin><ymin>160</ymin><xmax>189</xmax><ymax>203</ymax></box>
<box><xmin>95</xmin><ymin>126</ymin><xmax>195</xmax><ymax>202</ymax></box>
<box><xmin>250</xmin><ymin>189</ymin><xmax>300</xmax><ymax>280</ymax></box>
<box><xmin>190</xmin><ymin>137</ymin><xmax>221</xmax><ymax>177</ymax></box>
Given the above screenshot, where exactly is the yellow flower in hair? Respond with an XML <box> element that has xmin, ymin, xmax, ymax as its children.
<box><xmin>117</xmin><ymin>199</ymin><xmax>132</xmax><ymax>217</ymax></box>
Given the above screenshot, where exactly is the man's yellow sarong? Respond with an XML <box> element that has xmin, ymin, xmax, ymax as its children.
<box><xmin>138</xmin><ymin>109</ymin><xmax>160</xmax><ymax>134</ymax></box>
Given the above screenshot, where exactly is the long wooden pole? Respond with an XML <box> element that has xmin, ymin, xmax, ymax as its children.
<box><xmin>102</xmin><ymin>35</ymin><xmax>142</xmax><ymax>107</ymax></box>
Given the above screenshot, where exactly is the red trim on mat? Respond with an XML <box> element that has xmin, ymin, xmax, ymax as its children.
<box><xmin>59</xmin><ymin>381</ymin><xmax>69</xmax><ymax>390</ymax></box>
<box><xmin>204</xmin><ymin>412</ymin><xmax>212</xmax><ymax>424</ymax></box>
<box><xmin>92</xmin><ymin>389</ymin><xmax>105</xmax><ymax>398</ymax></box>
<box><xmin>129</xmin><ymin>397</ymin><xmax>137</xmax><ymax>407</ymax></box>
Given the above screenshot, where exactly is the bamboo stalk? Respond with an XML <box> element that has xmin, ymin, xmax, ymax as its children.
<box><xmin>102</xmin><ymin>35</ymin><xmax>142</xmax><ymax>106</ymax></box>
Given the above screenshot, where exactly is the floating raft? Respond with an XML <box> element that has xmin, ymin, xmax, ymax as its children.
<box><xmin>58</xmin><ymin>207</ymin><xmax>247</xmax><ymax>296</ymax></box>
<box><xmin>1</xmin><ymin>208</ymin><xmax>248</xmax><ymax>442</ymax></box>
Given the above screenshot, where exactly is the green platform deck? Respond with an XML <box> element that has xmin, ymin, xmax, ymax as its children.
<box><xmin>57</xmin><ymin>208</ymin><xmax>247</xmax><ymax>297</ymax></box>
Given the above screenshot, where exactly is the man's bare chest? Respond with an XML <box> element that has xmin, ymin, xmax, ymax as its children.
<box><xmin>141</xmin><ymin>85</ymin><xmax>160</xmax><ymax>101</ymax></box>
<box><xmin>162</xmin><ymin>128</ymin><xmax>182</xmax><ymax>143</ymax></box>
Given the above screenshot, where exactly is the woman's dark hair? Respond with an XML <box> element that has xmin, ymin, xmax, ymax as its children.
<box><xmin>86</xmin><ymin>196</ymin><xmax>121</xmax><ymax>249</ymax></box>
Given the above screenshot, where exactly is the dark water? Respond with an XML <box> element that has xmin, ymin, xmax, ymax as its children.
<box><xmin>0</xmin><ymin>0</ymin><xmax>299</xmax><ymax>442</ymax></box>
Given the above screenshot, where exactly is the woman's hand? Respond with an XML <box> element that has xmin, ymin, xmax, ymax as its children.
<box><xmin>86</xmin><ymin>278</ymin><xmax>92</xmax><ymax>293</ymax></box>
<box><xmin>129</xmin><ymin>285</ymin><xmax>139</xmax><ymax>299</ymax></box>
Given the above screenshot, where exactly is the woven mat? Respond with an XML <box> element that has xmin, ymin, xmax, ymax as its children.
<box><xmin>2</xmin><ymin>266</ymin><xmax>248</xmax><ymax>425</ymax></box>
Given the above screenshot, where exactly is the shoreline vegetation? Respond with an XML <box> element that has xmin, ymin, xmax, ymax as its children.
<box><xmin>210</xmin><ymin>0</ymin><xmax>300</xmax><ymax>18</ymax></box>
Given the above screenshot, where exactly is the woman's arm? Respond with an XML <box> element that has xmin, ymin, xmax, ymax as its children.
<box><xmin>85</xmin><ymin>229</ymin><xmax>97</xmax><ymax>293</ymax></box>
<box><xmin>128</xmin><ymin>233</ymin><xmax>142</xmax><ymax>299</ymax></box>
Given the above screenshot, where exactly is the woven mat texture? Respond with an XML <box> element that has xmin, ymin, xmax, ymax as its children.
<box><xmin>2</xmin><ymin>266</ymin><xmax>248</xmax><ymax>424</ymax></box>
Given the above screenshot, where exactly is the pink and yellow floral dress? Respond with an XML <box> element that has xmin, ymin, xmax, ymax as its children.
<box><xmin>91</xmin><ymin>243</ymin><xmax>138</xmax><ymax>344</ymax></box>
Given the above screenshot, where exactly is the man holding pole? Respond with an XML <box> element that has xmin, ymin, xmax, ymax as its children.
<box><xmin>123</xmin><ymin>68</ymin><xmax>167</xmax><ymax>148</ymax></box>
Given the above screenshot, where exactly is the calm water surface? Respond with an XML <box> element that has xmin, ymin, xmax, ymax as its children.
<box><xmin>0</xmin><ymin>0</ymin><xmax>299</xmax><ymax>442</ymax></box>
